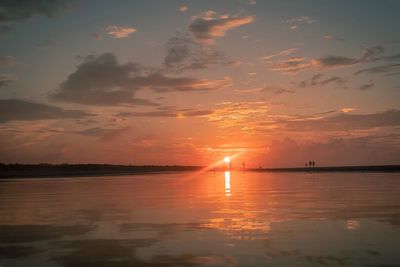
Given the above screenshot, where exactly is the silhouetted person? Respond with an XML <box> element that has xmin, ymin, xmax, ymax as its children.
<box><xmin>309</xmin><ymin>161</ymin><xmax>312</xmax><ymax>167</ymax></box>
<box><xmin>305</xmin><ymin>162</ymin><xmax>308</xmax><ymax>167</ymax></box>
<box><xmin>312</xmin><ymin>161</ymin><xmax>315</xmax><ymax>167</ymax></box>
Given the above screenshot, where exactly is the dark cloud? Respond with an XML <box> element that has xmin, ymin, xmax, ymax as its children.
<box><xmin>358</xmin><ymin>82</ymin><xmax>374</xmax><ymax>91</ymax></box>
<box><xmin>298</xmin><ymin>73</ymin><xmax>347</xmax><ymax>88</ymax></box>
<box><xmin>0</xmin><ymin>74</ymin><xmax>15</xmax><ymax>88</ymax></box>
<box><xmin>0</xmin><ymin>0</ymin><xmax>71</xmax><ymax>23</ymax></box>
<box><xmin>52</xmin><ymin>53</ymin><xmax>230</xmax><ymax>105</ymax></box>
<box><xmin>315</xmin><ymin>46</ymin><xmax>384</xmax><ymax>68</ymax></box>
<box><xmin>283</xmin><ymin>110</ymin><xmax>400</xmax><ymax>131</ymax></box>
<box><xmin>0</xmin><ymin>99</ymin><xmax>92</xmax><ymax>123</ymax></box>
<box><xmin>188</xmin><ymin>11</ymin><xmax>254</xmax><ymax>44</ymax></box>
<box><xmin>164</xmin><ymin>32</ymin><xmax>236</xmax><ymax>73</ymax></box>
<box><xmin>354</xmin><ymin>63</ymin><xmax>400</xmax><ymax>75</ymax></box>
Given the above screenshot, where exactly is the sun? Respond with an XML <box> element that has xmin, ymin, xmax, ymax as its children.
<box><xmin>224</xmin><ymin>156</ymin><xmax>231</xmax><ymax>163</ymax></box>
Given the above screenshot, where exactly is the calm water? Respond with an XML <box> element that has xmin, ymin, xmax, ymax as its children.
<box><xmin>0</xmin><ymin>171</ymin><xmax>399</xmax><ymax>267</ymax></box>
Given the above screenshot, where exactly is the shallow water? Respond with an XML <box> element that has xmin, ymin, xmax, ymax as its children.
<box><xmin>0</xmin><ymin>171</ymin><xmax>399</xmax><ymax>266</ymax></box>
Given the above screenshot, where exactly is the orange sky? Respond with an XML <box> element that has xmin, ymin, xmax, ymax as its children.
<box><xmin>0</xmin><ymin>0</ymin><xmax>399</xmax><ymax>167</ymax></box>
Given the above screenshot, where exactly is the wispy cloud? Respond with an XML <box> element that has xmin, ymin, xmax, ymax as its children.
<box><xmin>261</xmin><ymin>48</ymin><xmax>297</xmax><ymax>61</ymax></box>
<box><xmin>207</xmin><ymin>101</ymin><xmax>269</xmax><ymax>128</ymax></box>
<box><xmin>106</xmin><ymin>25</ymin><xmax>137</xmax><ymax>39</ymax></box>
<box><xmin>189</xmin><ymin>10</ymin><xmax>255</xmax><ymax>44</ymax></box>
<box><xmin>270</xmin><ymin>46</ymin><xmax>385</xmax><ymax>73</ymax></box>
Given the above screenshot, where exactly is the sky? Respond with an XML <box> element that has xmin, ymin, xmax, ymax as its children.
<box><xmin>0</xmin><ymin>0</ymin><xmax>399</xmax><ymax>167</ymax></box>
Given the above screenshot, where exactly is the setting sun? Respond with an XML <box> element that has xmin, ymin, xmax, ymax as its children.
<box><xmin>224</xmin><ymin>156</ymin><xmax>231</xmax><ymax>163</ymax></box>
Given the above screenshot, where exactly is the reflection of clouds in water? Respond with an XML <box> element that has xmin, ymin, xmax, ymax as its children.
<box><xmin>346</xmin><ymin>219</ymin><xmax>360</xmax><ymax>230</ymax></box>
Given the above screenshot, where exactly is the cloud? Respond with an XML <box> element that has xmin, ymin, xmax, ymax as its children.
<box><xmin>261</xmin><ymin>48</ymin><xmax>297</xmax><ymax>61</ymax></box>
<box><xmin>179</xmin><ymin>4</ymin><xmax>188</xmax><ymax>12</ymax></box>
<box><xmin>0</xmin><ymin>99</ymin><xmax>92</xmax><ymax>123</ymax></box>
<box><xmin>163</xmin><ymin>32</ymin><xmax>236</xmax><ymax>72</ymax></box>
<box><xmin>119</xmin><ymin>106</ymin><xmax>213</xmax><ymax>118</ymax></box>
<box><xmin>207</xmin><ymin>101</ymin><xmax>269</xmax><ymax>128</ymax></box>
<box><xmin>284</xmin><ymin>16</ymin><xmax>315</xmax><ymax>24</ymax></box>
<box><xmin>105</xmin><ymin>25</ymin><xmax>137</xmax><ymax>39</ymax></box>
<box><xmin>270</xmin><ymin>46</ymin><xmax>385</xmax><ymax>73</ymax></box>
<box><xmin>358</xmin><ymin>82</ymin><xmax>374</xmax><ymax>91</ymax></box>
<box><xmin>271</xmin><ymin>57</ymin><xmax>316</xmax><ymax>72</ymax></box>
<box><xmin>52</xmin><ymin>53</ymin><xmax>230</xmax><ymax>105</ymax></box>
<box><xmin>0</xmin><ymin>74</ymin><xmax>16</xmax><ymax>88</ymax></box>
<box><xmin>298</xmin><ymin>73</ymin><xmax>347</xmax><ymax>88</ymax></box>
<box><xmin>188</xmin><ymin>11</ymin><xmax>255</xmax><ymax>44</ymax></box>
<box><xmin>0</xmin><ymin>56</ymin><xmax>17</xmax><ymax>67</ymax></box>
<box><xmin>0</xmin><ymin>0</ymin><xmax>71</xmax><ymax>23</ymax></box>
<box><xmin>354</xmin><ymin>63</ymin><xmax>400</xmax><ymax>75</ymax></box>
<box><xmin>75</xmin><ymin>126</ymin><xmax>131</xmax><ymax>140</ymax></box>
<box><xmin>261</xmin><ymin>85</ymin><xmax>295</xmax><ymax>95</ymax></box>
<box><xmin>323</xmin><ymin>34</ymin><xmax>344</xmax><ymax>42</ymax></box>
<box><xmin>283</xmin><ymin>16</ymin><xmax>315</xmax><ymax>31</ymax></box>
<box><xmin>340</xmin><ymin>108</ymin><xmax>355</xmax><ymax>113</ymax></box>
<box><xmin>283</xmin><ymin>110</ymin><xmax>400</xmax><ymax>131</ymax></box>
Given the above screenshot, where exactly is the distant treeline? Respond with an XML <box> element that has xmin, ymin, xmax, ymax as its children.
<box><xmin>0</xmin><ymin>163</ymin><xmax>202</xmax><ymax>179</ymax></box>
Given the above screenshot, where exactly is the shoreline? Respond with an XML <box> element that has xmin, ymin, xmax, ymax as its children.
<box><xmin>0</xmin><ymin>164</ymin><xmax>399</xmax><ymax>179</ymax></box>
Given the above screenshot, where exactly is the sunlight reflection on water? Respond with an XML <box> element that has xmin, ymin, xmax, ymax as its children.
<box><xmin>0</xmin><ymin>171</ymin><xmax>399</xmax><ymax>266</ymax></box>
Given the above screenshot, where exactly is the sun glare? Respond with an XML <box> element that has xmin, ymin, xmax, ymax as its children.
<box><xmin>224</xmin><ymin>156</ymin><xmax>231</xmax><ymax>163</ymax></box>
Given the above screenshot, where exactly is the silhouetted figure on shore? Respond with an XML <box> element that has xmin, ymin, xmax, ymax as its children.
<box><xmin>305</xmin><ymin>162</ymin><xmax>308</xmax><ymax>167</ymax></box>
<box><xmin>309</xmin><ymin>161</ymin><xmax>312</xmax><ymax>167</ymax></box>
<box><xmin>312</xmin><ymin>161</ymin><xmax>315</xmax><ymax>167</ymax></box>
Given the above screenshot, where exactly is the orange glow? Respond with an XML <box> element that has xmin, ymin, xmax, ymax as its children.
<box><xmin>224</xmin><ymin>156</ymin><xmax>231</xmax><ymax>163</ymax></box>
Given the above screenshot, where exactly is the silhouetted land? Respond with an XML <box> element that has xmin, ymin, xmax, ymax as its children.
<box><xmin>0</xmin><ymin>164</ymin><xmax>399</xmax><ymax>179</ymax></box>
<box><xmin>0</xmin><ymin>164</ymin><xmax>202</xmax><ymax>179</ymax></box>
<box><xmin>251</xmin><ymin>165</ymin><xmax>400</xmax><ymax>173</ymax></box>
